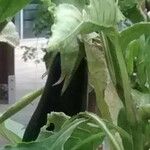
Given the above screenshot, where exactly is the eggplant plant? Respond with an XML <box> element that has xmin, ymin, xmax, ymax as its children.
<box><xmin>0</xmin><ymin>0</ymin><xmax>150</xmax><ymax>150</ymax></box>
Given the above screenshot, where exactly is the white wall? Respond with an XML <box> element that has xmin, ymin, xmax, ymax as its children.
<box><xmin>13</xmin><ymin>38</ymin><xmax>47</xmax><ymax>125</ymax></box>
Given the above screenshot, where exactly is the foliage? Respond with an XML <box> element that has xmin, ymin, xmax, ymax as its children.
<box><xmin>0</xmin><ymin>0</ymin><xmax>150</xmax><ymax>150</ymax></box>
<box><xmin>0</xmin><ymin>0</ymin><xmax>31</xmax><ymax>24</ymax></box>
<box><xmin>33</xmin><ymin>0</ymin><xmax>54</xmax><ymax>37</ymax></box>
<box><xmin>0</xmin><ymin>112</ymin><xmax>130</xmax><ymax>150</ymax></box>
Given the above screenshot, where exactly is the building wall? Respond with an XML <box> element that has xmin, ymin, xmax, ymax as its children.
<box><xmin>0</xmin><ymin>43</ymin><xmax>14</xmax><ymax>104</ymax></box>
<box><xmin>10</xmin><ymin>39</ymin><xmax>47</xmax><ymax>125</ymax></box>
<box><xmin>15</xmin><ymin>0</ymin><xmax>42</xmax><ymax>39</ymax></box>
<box><xmin>15</xmin><ymin>39</ymin><xmax>46</xmax><ymax>100</ymax></box>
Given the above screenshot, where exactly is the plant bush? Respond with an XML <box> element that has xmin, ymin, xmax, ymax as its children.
<box><xmin>0</xmin><ymin>0</ymin><xmax>150</xmax><ymax>150</ymax></box>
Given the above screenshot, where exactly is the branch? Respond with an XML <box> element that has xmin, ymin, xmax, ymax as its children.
<box><xmin>0</xmin><ymin>88</ymin><xmax>44</xmax><ymax>124</ymax></box>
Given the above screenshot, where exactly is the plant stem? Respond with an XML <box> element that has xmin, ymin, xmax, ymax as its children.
<box><xmin>0</xmin><ymin>88</ymin><xmax>44</xmax><ymax>124</ymax></box>
<box><xmin>106</xmin><ymin>31</ymin><xmax>143</xmax><ymax>150</ymax></box>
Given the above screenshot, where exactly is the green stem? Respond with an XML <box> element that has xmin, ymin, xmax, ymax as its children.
<box><xmin>106</xmin><ymin>31</ymin><xmax>143</xmax><ymax>150</ymax></box>
<box><xmin>0</xmin><ymin>88</ymin><xmax>44</xmax><ymax>124</ymax></box>
<box><xmin>111</xmin><ymin>34</ymin><xmax>137</xmax><ymax>124</ymax></box>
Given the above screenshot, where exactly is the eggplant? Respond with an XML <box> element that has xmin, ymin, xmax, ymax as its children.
<box><xmin>22</xmin><ymin>53</ymin><xmax>88</xmax><ymax>142</ymax></box>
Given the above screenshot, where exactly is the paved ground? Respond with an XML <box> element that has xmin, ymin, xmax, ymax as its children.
<box><xmin>0</xmin><ymin>39</ymin><xmax>47</xmax><ymax>145</ymax></box>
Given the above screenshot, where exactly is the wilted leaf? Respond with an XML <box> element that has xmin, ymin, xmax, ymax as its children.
<box><xmin>0</xmin><ymin>22</ymin><xmax>19</xmax><ymax>47</ymax></box>
<box><xmin>84</xmin><ymin>34</ymin><xmax>111</xmax><ymax>121</ymax></box>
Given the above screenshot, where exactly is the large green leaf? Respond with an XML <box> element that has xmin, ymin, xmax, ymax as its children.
<box><xmin>119</xmin><ymin>23</ymin><xmax>150</xmax><ymax>93</ymax></box>
<box><xmin>0</xmin><ymin>118</ymin><xmax>85</xmax><ymax>150</ymax></box>
<box><xmin>52</xmin><ymin>0</ymin><xmax>88</xmax><ymax>10</ymax></box>
<box><xmin>80</xmin><ymin>112</ymin><xmax>124</xmax><ymax>150</ymax></box>
<box><xmin>38</xmin><ymin>112</ymin><xmax>105</xmax><ymax>150</ymax></box>
<box><xmin>0</xmin><ymin>0</ymin><xmax>31</xmax><ymax>23</ymax></box>
<box><xmin>106</xmin><ymin>31</ymin><xmax>143</xmax><ymax>150</ymax></box>
<box><xmin>120</xmin><ymin>22</ymin><xmax>150</xmax><ymax>52</ymax></box>
<box><xmin>84</xmin><ymin>0</ymin><xmax>122</xmax><ymax>27</ymax></box>
<box><xmin>117</xmin><ymin>108</ymin><xmax>133</xmax><ymax>150</ymax></box>
<box><xmin>136</xmin><ymin>36</ymin><xmax>150</xmax><ymax>92</ymax></box>
<box><xmin>48</xmin><ymin>4</ymin><xmax>82</xmax><ymax>88</ymax></box>
<box><xmin>64</xmin><ymin>114</ymin><xmax>105</xmax><ymax>150</ymax></box>
<box><xmin>48</xmin><ymin>0</ymin><xmax>123</xmax><ymax>91</ymax></box>
<box><xmin>0</xmin><ymin>112</ymin><xmax>106</xmax><ymax>150</ymax></box>
<box><xmin>118</xmin><ymin>0</ymin><xmax>145</xmax><ymax>23</ymax></box>
<box><xmin>124</xmin><ymin>34</ymin><xmax>150</xmax><ymax>92</ymax></box>
<box><xmin>118</xmin><ymin>0</ymin><xmax>138</xmax><ymax>10</ymax></box>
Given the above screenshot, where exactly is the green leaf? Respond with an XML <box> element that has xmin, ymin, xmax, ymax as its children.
<box><xmin>104</xmin><ymin>119</ymin><xmax>132</xmax><ymax>143</ymax></box>
<box><xmin>65</xmin><ymin>115</ymin><xmax>105</xmax><ymax>150</ymax></box>
<box><xmin>118</xmin><ymin>0</ymin><xmax>145</xmax><ymax>23</ymax></box>
<box><xmin>117</xmin><ymin>108</ymin><xmax>133</xmax><ymax>150</ymax></box>
<box><xmin>0</xmin><ymin>118</ymin><xmax>85</xmax><ymax>150</ymax></box>
<box><xmin>120</xmin><ymin>22</ymin><xmax>150</xmax><ymax>52</ymax></box>
<box><xmin>124</xmin><ymin>6</ymin><xmax>145</xmax><ymax>23</ymax></box>
<box><xmin>80</xmin><ymin>112</ymin><xmax>123</xmax><ymax>150</ymax></box>
<box><xmin>0</xmin><ymin>121</ymin><xmax>22</xmax><ymax>144</ymax></box>
<box><xmin>84</xmin><ymin>0</ymin><xmax>122</xmax><ymax>27</ymax></box>
<box><xmin>0</xmin><ymin>0</ymin><xmax>31</xmax><ymax>23</ymax></box>
<box><xmin>39</xmin><ymin>112</ymin><xmax>105</xmax><ymax>150</ymax></box>
<box><xmin>106</xmin><ymin>31</ymin><xmax>144</xmax><ymax>150</ymax></box>
<box><xmin>61</xmin><ymin>41</ymin><xmax>85</xmax><ymax>93</ymax></box>
<box><xmin>52</xmin><ymin>0</ymin><xmax>89</xmax><ymax>10</ymax></box>
<box><xmin>48</xmin><ymin>0</ymin><xmax>123</xmax><ymax>91</ymax></box>
<box><xmin>136</xmin><ymin>36</ymin><xmax>150</xmax><ymax>92</ymax></box>
<box><xmin>144</xmin><ymin>121</ymin><xmax>150</xmax><ymax>149</ymax></box>
<box><xmin>0</xmin><ymin>22</ymin><xmax>19</xmax><ymax>47</ymax></box>
<box><xmin>125</xmin><ymin>40</ymin><xmax>139</xmax><ymax>75</ymax></box>
<box><xmin>48</xmin><ymin>4</ymin><xmax>82</xmax><ymax>88</ymax></box>
<box><xmin>118</xmin><ymin>0</ymin><xmax>138</xmax><ymax>10</ymax></box>
<box><xmin>124</xmin><ymin>35</ymin><xmax>150</xmax><ymax>92</ymax></box>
